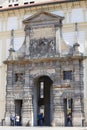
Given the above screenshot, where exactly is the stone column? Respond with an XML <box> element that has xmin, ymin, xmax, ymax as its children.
<box><xmin>84</xmin><ymin>30</ymin><xmax>87</xmax><ymax>126</ymax></box>
<box><xmin>73</xmin><ymin>59</ymin><xmax>84</xmax><ymax>126</ymax></box>
<box><xmin>68</xmin><ymin>9</ymin><xmax>72</xmax><ymax>23</ymax></box>
<box><xmin>5</xmin><ymin>64</ymin><xmax>14</xmax><ymax>126</ymax></box>
<box><xmin>83</xmin><ymin>8</ymin><xmax>86</xmax><ymax>22</ymax></box>
<box><xmin>28</xmin><ymin>75</ymin><xmax>34</xmax><ymax>126</ymax></box>
<box><xmin>51</xmin><ymin>85</ymin><xmax>64</xmax><ymax>126</ymax></box>
<box><xmin>14</xmin><ymin>10</ymin><xmax>21</xmax><ymax>30</ymax></box>
<box><xmin>20</xmin><ymin>11</ymin><xmax>25</xmax><ymax>30</ymax></box>
<box><xmin>55</xmin><ymin>26</ymin><xmax>60</xmax><ymax>56</ymax></box>
<box><xmin>64</xmin><ymin>10</ymin><xmax>68</xmax><ymax>24</ymax></box>
<box><xmin>25</xmin><ymin>25</ymin><xmax>30</xmax><ymax>58</ymax></box>
<box><xmin>5</xmin><ymin>96</ymin><xmax>15</xmax><ymax>126</ymax></box>
<box><xmin>73</xmin><ymin>97</ymin><xmax>83</xmax><ymax>126</ymax></box>
<box><xmin>73</xmin><ymin>60</ymin><xmax>80</xmax><ymax>82</ymax></box>
<box><xmin>22</xmin><ymin>96</ymin><xmax>33</xmax><ymax>126</ymax></box>
<box><xmin>0</xmin><ymin>14</ymin><xmax>3</xmax><ymax>31</ymax></box>
<box><xmin>22</xmin><ymin>67</ymin><xmax>33</xmax><ymax>126</ymax></box>
<box><xmin>17</xmin><ymin>14</ymin><xmax>21</xmax><ymax>30</ymax></box>
<box><xmin>3</xmin><ymin>13</ymin><xmax>8</xmax><ymax>31</ymax></box>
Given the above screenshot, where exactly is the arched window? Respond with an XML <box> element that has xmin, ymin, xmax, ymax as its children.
<box><xmin>39</xmin><ymin>82</ymin><xmax>44</xmax><ymax>98</ymax></box>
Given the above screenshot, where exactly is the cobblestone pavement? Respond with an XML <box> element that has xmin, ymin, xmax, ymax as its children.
<box><xmin>0</xmin><ymin>127</ymin><xmax>87</xmax><ymax>130</ymax></box>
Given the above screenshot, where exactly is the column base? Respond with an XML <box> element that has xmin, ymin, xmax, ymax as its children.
<box><xmin>73</xmin><ymin>112</ymin><xmax>83</xmax><ymax>126</ymax></box>
<box><xmin>51</xmin><ymin>111</ymin><xmax>64</xmax><ymax>126</ymax></box>
<box><xmin>22</xmin><ymin>112</ymin><xmax>33</xmax><ymax>126</ymax></box>
<box><xmin>84</xmin><ymin>120</ymin><xmax>87</xmax><ymax>126</ymax></box>
<box><xmin>5</xmin><ymin>113</ymin><xmax>11</xmax><ymax>126</ymax></box>
<box><xmin>22</xmin><ymin>117</ymin><xmax>31</xmax><ymax>126</ymax></box>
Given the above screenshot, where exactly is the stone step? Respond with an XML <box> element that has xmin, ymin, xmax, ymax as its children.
<box><xmin>0</xmin><ymin>127</ymin><xmax>87</xmax><ymax>130</ymax></box>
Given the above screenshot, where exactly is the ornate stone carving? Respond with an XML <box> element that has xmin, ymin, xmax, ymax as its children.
<box><xmin>13</xmin><ymin>91</ymin><xmax>23</xmax><ymax>99</ymax></box>
<box><xmin>4</xmin><ymin>11</ymin><xmax>84</xmax><ymax>127</ymax></box>
<box><xmin>30</xmin><ymin>37</ymin><xmax>56</xmax><ymax>58</ymax></box>
<box><xmin>15</xmin><ymin>73</ymin><xmax>24</xmax><ymax>83</ymax></box>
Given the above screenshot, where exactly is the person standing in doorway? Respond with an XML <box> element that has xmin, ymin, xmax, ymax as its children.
<box><xmin>67</xmin><ymin>113</ymin><xmax>72</xmax><ymax>126</ymax></box>
<box><xmin>10</xmin><ymin>113</ymin><xmax>15</xmax><ymax>126</ymax></box>
<box><xmin>15</xmin><ymin>114</ymin><xmax>20</xmax><ymax>126</ymax></box>
<box><xmin>38</xmin><ymin>113</ymin><xmax>44</xmax><ymax>126</ymax></box>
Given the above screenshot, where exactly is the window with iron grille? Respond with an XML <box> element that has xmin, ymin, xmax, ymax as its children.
<box><xmin>63</xmin><ymin>71</ymin><xmax>72</xmax><ymax>80</ymax></box>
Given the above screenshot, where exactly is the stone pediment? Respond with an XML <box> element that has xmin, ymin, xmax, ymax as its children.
<box><xmin>23</xmin><ymin>11</ymin><xmax>64</xmax><ymax>24</ymax></box>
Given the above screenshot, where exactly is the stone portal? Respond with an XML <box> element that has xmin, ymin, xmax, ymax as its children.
<box><xmin>4</xmin><ymin>11</ymin><xmax>85</xmax><ymax>127</ymax></box>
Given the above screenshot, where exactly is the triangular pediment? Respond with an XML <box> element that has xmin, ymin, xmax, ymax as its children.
<box><xmin>23</xmin><ymin>11</ymin><xmax>64</xmax><ymax>24</ymax></box>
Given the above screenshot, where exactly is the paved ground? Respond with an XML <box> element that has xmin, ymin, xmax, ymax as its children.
<box><xmin>0</xmin><ymin>127</ymin><xmax>87</xmax><ymax>130</ymax></box>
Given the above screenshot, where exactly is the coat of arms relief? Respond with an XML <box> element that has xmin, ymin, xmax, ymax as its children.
<box><xmin>29</xmin><ymin>37</ymin><xmax>56</xmax><ymax>58</ymax></box>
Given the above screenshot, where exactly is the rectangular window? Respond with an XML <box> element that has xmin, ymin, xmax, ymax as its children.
<box><xmin>30</xmin><ymin>1</ymin><xmax>34</xmax><ymax>4</ymax></box>
<box><xmin>14</xmin><ymin>4</ymin><xmax>19</xmax><ymax>6</ymax></box>
<box><xmin>9</xmin><ymin>4</ymin><xmax>12</xmax><ymax>7</ymax></box>
<box><xmin>63</xmin><ymin>71</ymin><xmax>72</xmax><ymax>80</ymax></box>
<box><xmin>15</xmin><ymin>73</ymin><xmax>23</xmax><ymax>82</ymax></box>
<box><xmin>24</xmin><ymin>2</ymin><xmax>28</xmax><ymax>5</ymax></box>
<box><xmin>40</xmin><ymin>82</ymin><xmax>44</xmax><ymax>98</ymax></box>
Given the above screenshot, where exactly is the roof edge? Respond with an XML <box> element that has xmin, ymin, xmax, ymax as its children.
<box><xmin>0</xmin><ymin>0</ymin><xmax>84</xmax><ymax>12</ymax></box>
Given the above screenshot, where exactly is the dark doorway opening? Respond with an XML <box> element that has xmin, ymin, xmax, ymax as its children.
<box><xmin>64</xmin><ymin>98</ymin><xmax>73</xmax><ymax>126</ymax></box>
<box><xmin>15</xmin><ymin>100</ymin><xmax>23</xmax><ymax>126</ymax></box>
<box><xmin>37</xmin><ymin>76</ymin><xmax>53</xmax><ymax>126</ymax></box>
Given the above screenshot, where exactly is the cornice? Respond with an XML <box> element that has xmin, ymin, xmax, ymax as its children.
<box><xmin>0</xmin><ymin>0</ymin><xmax>86</xmax><ymax>14</ymax></box>
<box><xmin>4</xmin><ymin>55</ymin><xmax>86</xmax><ymax>65</ymax></box>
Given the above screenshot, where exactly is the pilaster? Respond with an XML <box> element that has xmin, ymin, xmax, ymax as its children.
<box><xmin>5</xmin><ymin>64</ymin><xmax>14</xmax><ymax>126</ymax></box>
<box><xmin>20</xmin><ymin>10</ymin><xmax>25</xmax><ymax>30</ymax></box>
<box><xmin>84</xmin><ymin>98</ymin><xmax>87</xmax><ymax>126</ymax></box>
<box><xmin>73</xmin><ymin>97</ymin><xmax>83</xmax><ymax>126</ymax></box>
<box><xmin>73</xmin><ymin>60</ymin><xmax>80</xmax><ymax>82</ymax></box>
<box><xmin>51</xmin><ymin>86</ymin><xmax>64</xmax><ymax>126</ymax></box>
<box><xmin>83</xmin><ymin>8</ymin><xmax>86</xmax><ymax>22</ymax></box>
<box><xmin>63</xmin><ymin>10</ymin><xmax>68</xmax><ymax>24</ymax></box>
<box><xmin>2</xmin><ymin>12</ymin><xmax>8</xmax><ymax>31</ymax></box>
<box><xmin>22</xmin><ymin>66</ymin><xmax>33</xmax><ymax>126</ymax></box>
<box><xmin>15</xmin><ymin>10</ymin><xmax>24</xmax><ymax>30</ymax></box>
<box><xmin>68</xmin><ymin>9</ymin><xmax>72</xmax><ymax>23</ymax></box>
<box><xmin>25</xmin><ymin>25</ymin><xmax>30</xmax><ymax>57</ymax></box>
<box><xmin>84</xmin><ymin>30</ymin><xmax>87</xmax><ymax>126</ymax></box>
<box><xmin>55</xmin><ymin>26</ymin><xmax>60</xmax><ymax>55</ymax></box>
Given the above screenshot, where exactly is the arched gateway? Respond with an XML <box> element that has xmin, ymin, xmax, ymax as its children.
<box><xmin>33</xmin><ymin>75</ymin><xmax>53</xmax><ymax>126</ymax></box>
<box><xmin>4</xmin><ymin>11</ymin><xmax>84</xmax><ymax>126</ymax></box>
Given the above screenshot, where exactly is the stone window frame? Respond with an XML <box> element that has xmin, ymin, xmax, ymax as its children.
<box><xmin>14</xmin><ymin>72</ymin><xmax>24</xmax><ymax>83</ymax></box>
<box><xmin>63</xmin><ymin>70</ymin><xmax>72</xmax><ymax>81</ymax></box>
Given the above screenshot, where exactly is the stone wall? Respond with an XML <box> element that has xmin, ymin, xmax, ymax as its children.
<box><xmin>4</xmin><ymin>56</ymin><xmax>84</xmax><ymax>126</ymax></box>
<box><xmin>4</xmin><ymin>10</ymin><xmax>85</xmax><ymax>126</ymax></box>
